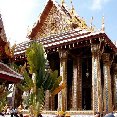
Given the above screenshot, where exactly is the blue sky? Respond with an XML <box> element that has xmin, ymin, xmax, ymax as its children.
<box><xmin>0</xmin><ymin>0</ymin><xmax>117</xmax><ymax>45</ymax></box>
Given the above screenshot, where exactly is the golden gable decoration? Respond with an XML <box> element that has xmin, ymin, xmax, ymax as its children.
<box><xmin>28</xmin><ymin>0</ymin><xmax>90</xmax><ymax>39</ymax></box>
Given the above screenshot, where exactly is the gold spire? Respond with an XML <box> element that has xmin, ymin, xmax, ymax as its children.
<box><xmin>102</xmin><ymin>16</ymin><xmax>105</xmax><ymax>31</ymax></box>
<box><xmin>70</xmin><ymin>0</ymin><xmax>73</xmax><ymax>9</ymax></box>
<box><xmin>61</xmin><ymin>0</ymin><xmax>65</xmax><ymax>5</ymax></box>
<box><xmin>89</xmin><ymin>16</ymin><xmax>95</xmax><ymax>31</ymax></box>
<box><xmin>90</xmin><ymin>16</ymin><xmax>93</xmax><ymax>30</ymax></box>
<box><xmin>70</xmin><ymin>0</ymin><xmax>75</xmax><ymax>15</ymax></box>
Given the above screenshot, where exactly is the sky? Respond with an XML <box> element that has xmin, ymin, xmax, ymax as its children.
<box><xmin>0</xmin><ymin>0</ymin><xmax>117</xmax><ymax>46</ymax></box>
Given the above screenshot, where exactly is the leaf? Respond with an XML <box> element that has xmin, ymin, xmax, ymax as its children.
<box><xmin>51</xmin><ymin>76</ymin><xmax>62</xmax><ymax>92</ymax></box>
<box><xmin>51</xmin><ymin>82</ymin><xmax>66</xmax><ymax>96</ymax></box>
<box><xmin>0</xmin><ymin>88</ymin><xmax>11</xmax><ymax>112</ymax></box>
<box><xmin>20</xmin><ymin>63</ymin><xmax>27</xmax><ymax>74</ymax></box>
<box><xmin>21</xmin><ymin>42</ymin><xmax>62</xmax><ymax>116</ymax></box>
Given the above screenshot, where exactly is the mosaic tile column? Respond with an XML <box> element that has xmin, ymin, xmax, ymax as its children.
<box><xmin>72</xmin><ymin>56</ymin><xmax>82</xmax><ymax>110</ymax></box>
<box><xmin>12</xmin><ymin>84</ymin><xmax>16</xmax><ymax>108</ymax></box>
<box><xmin>50</xmin><ymin>96</ymin><xmax>54</xmax><ymax>110</ymax></box>
<box><xmin>72</xmin><ymin>57</ymin><xmax>78</xmax><ymax>110</ymax></box>
<box><xmin>45</xmin><ymin>90</ymin><xmax>50</xmax><ymax>110</ymax></box>
<box><xmin>112</xmin><ymin>63</ymin><xmax>117</xmax><ymax>109</ymax></box>
<box><xmin>102</xmin><ymin>53</ymin><xmax>112</xmax><ymax>113</ymax></box>
<box><xmin>77</xmin><ymin>56</ymin><xmax>82</xmax><ymax>110</ymax></box>
<box><xmin>58</xmin><ymin>50</ymin><xmax>67</xmax><ymax>112</ymax></box>
<box><xmin>91</xmin><ymin>44</ymin><xmax>102</xmax><ymax>113</ymax></box>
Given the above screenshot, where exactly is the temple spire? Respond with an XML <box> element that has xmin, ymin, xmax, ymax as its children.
<box><xmin>90</xmin><ymin>16</ymin><xmax>94</xmax><ymax>31</ymax></box>
<box><xmin>101</xmin><ymin>16</ymin><xmax>105</xmax><ymax>32</ymax></box>
<box><xmin>90</xmin><ymin>16</ymin><xmax>93</xmax><ymax>28</ymax></box>
<box><xmin>70</xmin><ymin>0</ymin><xmax>75</xmax><ymax>15</ymax></box>
<box><xmin>61</xmin><ymin>0</ymin><xmax>65</xmax><ymax>5</ymax></box>
<box><xmin>70</xmin><ymin>0</ymin><xmax>73</xmax><ymax>9</ymax></box>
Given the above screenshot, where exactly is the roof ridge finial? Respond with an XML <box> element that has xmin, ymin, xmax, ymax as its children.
<box><xmin>70</xmin><ymin>0</ymin><xmax>73</xmax><ymax>9</ymax></box>
<box><xmin>91</xmin><ymin>16</ymin><xmax>93</xmax><ymax>26</ymax></box>
<box><xmin>101</xmin><ymin>15</ymin><xmax>105</xmax><ymax>32</ymax></box>
<box><xmin>70</xmin><ymin>0</ymin><xmax>75</xmax><ymax>15</ymax></box>
<box><xmin>61</xmin><ymin>0</ymin><xmax>65</xmax><ymax>6</ymax></box>
<box><xmin>90</xmin><ymin>16</ymin><xmax>94</xmax><ymax>31</ymax></box>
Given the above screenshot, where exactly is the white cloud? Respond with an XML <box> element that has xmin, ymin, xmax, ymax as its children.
<box><xmin>91</xmin><ymin>0</ymin><xmax>110</xmax><ymax>10</ymax></box>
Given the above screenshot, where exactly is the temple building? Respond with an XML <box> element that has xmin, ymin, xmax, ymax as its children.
<box><xmin>0</xmin><ymin>14</ymin><xmax>23</xmax><ymax>107</ymax></box>
<box><xmin>14</xmin><ymin>0</ymin><xmax>117</xmax><ymax>116</ymax></box>
<box><xmin>0</xmin><ymin>14</ymin><xmax>23</xmax><ymax>83</ymax></box>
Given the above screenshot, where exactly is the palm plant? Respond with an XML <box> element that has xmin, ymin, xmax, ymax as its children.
<box><xmin>0</xmin><ymin>42</ymin><xmax>15</xmax><ymax>112</ymax></box>
<box><xmin>18</xmin><ymin>42</ymin><xmax>65</xmax><ymax>117</ymax></box>
<box><xmin>0</xmin><ymin>84</ymin><xmax>12</xmax><ymax>112</ymax></box>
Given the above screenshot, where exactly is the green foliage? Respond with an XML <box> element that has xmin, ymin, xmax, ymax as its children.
<box><xmin>18</xmin><ymin>42</ymin><xmax>62</xmax><ymax>117</ymax></box>
<box><xmin>26</xmin><ymin>42</ymin><xmax>46</xmax><ymax>74</ymax></box>
<box><xmin>0</xmin><ymin>84</ymin><xmax>11</xmax><ymax>112</ymax></box>
<box><xmin>50</xmin><ymin>71</ymin><xmax>62</xmax><ymax>92</ymax></box>
<box><xmin>41</xmin><ymin>70</ymin><xmax>62</xmax><ymax>92</ymax></box>
<box><xmin>10</xmin><ymin>62</ymin><xmax>21</xmax><ymax>73</ymax></box>
<box><xmin>0</xmin><ymin>97</ymin><xmax>7</xmax><ymax>112</ymax></box>
<box><xmin>17</xmin><ymin>70</ymin><xmax>34</xmax><ymax>92</ymax></box>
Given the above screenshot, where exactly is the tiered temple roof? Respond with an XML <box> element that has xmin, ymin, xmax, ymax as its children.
<box><xmin>12</xmin><ymin>0</ymin><xmax>117</xmax><ymax>113</ymax></box>
<box><xmin>14</xmin><ymin>0</ymin><xmax>117</xmax><ymax>60</ymax></box>
<box><xmin>28</xmin><ymin>0</ymin><xmax>89</xmax><ymax>39</ymax></box>
<box><xmin>14</xmin><ymin>29</ymin><xmax>117</xmax><ymax>61</ymax></box>
<box><xmin>0</xmin><ymin>14</ymin><xmax>23</xmax><ymax>83</ymax></box>
<box><xmin>0</xmin><ymin>14</ymin><xmax>7</xmax><ymax>60</ymax></box>
<box><xmin>0</xmin><ymin>14</ymin><xmax>7</xmax><ymax>43</ymax></box>
<box><xmin>0</xmin><ymin>62</ymin><xmax>23</xmax><ymax>83</ymax></box>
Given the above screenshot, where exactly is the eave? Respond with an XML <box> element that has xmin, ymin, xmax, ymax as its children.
<box><xmin>0</xmin><ymin>73</ymin><xmax>21</xmax><ymax>83</ymax></box>
<box><xmin>28</xmin><ymin>0</ymin><xmax>53</xmax><ymax>39</ymax></box>
<box><xmin>14</xmin><ymin>29</ymin><xmax>117</xmax><ymax>62</ymax></box>
<box><xmin>0</xmin><ymin>62</ymin><xmax>23</xmax><ymax>83</ymax></box>
<box><xmin>0</xmin><ymin>36</ymin><xmax>6</xmax><ymax>46</ymax></box>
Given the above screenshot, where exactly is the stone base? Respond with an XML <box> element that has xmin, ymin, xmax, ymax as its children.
<box><xmin>42</xmin><ymin>114</ymin><xmax>94</xmax><ymax>117</ymax></box>
<box><xmin>42</xmin><ymin>110</ymin><xmax>94</xmax><ymax>117</ymax></box>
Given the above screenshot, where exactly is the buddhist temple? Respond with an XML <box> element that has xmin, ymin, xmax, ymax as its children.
<box><xmin>0</xmin><ymin>14</ymin><xmax>24</xmax><ymax>108</ymax></box>
<box><xmin>0</xmin><ymin>14</ymin><xmax>23</xmax><ymax>84</ymax></box>
<box><xmin>14</xmin><ymin>0</ymin><xmax>117</xmax><ymax>116</ymax></box>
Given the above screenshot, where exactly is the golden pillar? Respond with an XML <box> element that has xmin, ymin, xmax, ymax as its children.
<box><xmin>58</xmin><ymin>50</ymin><xmax>67</xmax><ymax>111</ymax></box>
<box><xmin>112</xmin><ymin>63</ymin><xmax>117</xmax><ymax>110</ymax></box>
<box><xmin>102</xmin><ymin>53</ymin><xmax>112</xmax><ymax>113</ymax></box>
<box><xmin>91</xmin><ymin>44</ymin><xmax>102</xmax><ymax>113</ymax></box>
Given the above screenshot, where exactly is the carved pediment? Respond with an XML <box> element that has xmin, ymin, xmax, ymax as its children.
<box><xmin>35</xmin><ymin>4</ymin><xmax>71</xmax><ymax>39</ymax></box>
<box><xmin>29</xmin><ymin>0</ymin><xmax>89</xmax><ymax>39</ymax></box>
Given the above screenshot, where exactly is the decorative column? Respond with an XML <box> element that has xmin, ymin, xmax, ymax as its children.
<box><xmin>102</xmin><ymin>53</ymin><xmax>112</xmax><ymax>113</ymax></box>
<box><xmin>72</xmin><ymin>57</ymin><xmax>78</xmax><ymax>110</ymax></box>
<box><xmin>12</xmin><ymin>84</ymin><xmax>16</xmax><ymax>108</ymax></box>
<box><xmin>113</xmin><ymin>63</ymin><xmax>117</xmax><ymax>110</ymax></box>
<box><xmin>77</xmin><ymin>56</ymin><xmax>82</xmax><ymax>110</ymax></box>
<box><xmin>49</xmin><ymin>95</ymin><xmax>54</xmax><ymax>110</ymax></box>
<box><xmin>45</xmin><ymin>90</ymin><xmax>50</xmax><ymax>110</ymax></box>
<box><xmin>91</xmin><ymin>44</ymin><xmax>102</xmax><ymax>113</ymax></box>
<box><xmin>72</xmin><ymin>56</ymin><xmax>82</xmax><ymax>110</ymax></box>
<box><xmin>58</xmin><ymin>50</ymin><xmax>67</xmax><ymax>112</ymax></box>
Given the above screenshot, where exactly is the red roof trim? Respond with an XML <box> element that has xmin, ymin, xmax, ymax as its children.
<box><xmin>29</xmin><ymin>0</ymin><xmax>53</xmax><ymax>39</ymax></box>
<box><xmin>0</xmin><ymin>73</ymin><xmax>21</xmax><ymax>83</ymax></box>
<box><xmin>14</xmin><ymin>30</ymin><xmax>117</xmax><ymax>57</ymax></box>
<box><xmin>0</xmin><ymin>62</ymin><xmax>23</xmax><ymax>80</ymax></box>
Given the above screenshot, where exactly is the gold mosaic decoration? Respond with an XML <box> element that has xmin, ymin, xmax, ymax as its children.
<box><xmin>35</xmin><ymin>1</ymin><xmax>90</xmax><ymax>39</ymax></box>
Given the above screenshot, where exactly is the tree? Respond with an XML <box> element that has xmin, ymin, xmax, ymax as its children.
<box><xmin>0</xmin><ymin>42</ymin><xmax>15</xmax><ymax>112</ymax></box>
<box><xmin>0</xmin><ymin>84</ymin><xmax>12</xmax><ymax>112</ymax></box>
<box><xmin>18</xmin><ymin>42</ymin><xmax>65</xmax><ymax>117</ymax></box>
